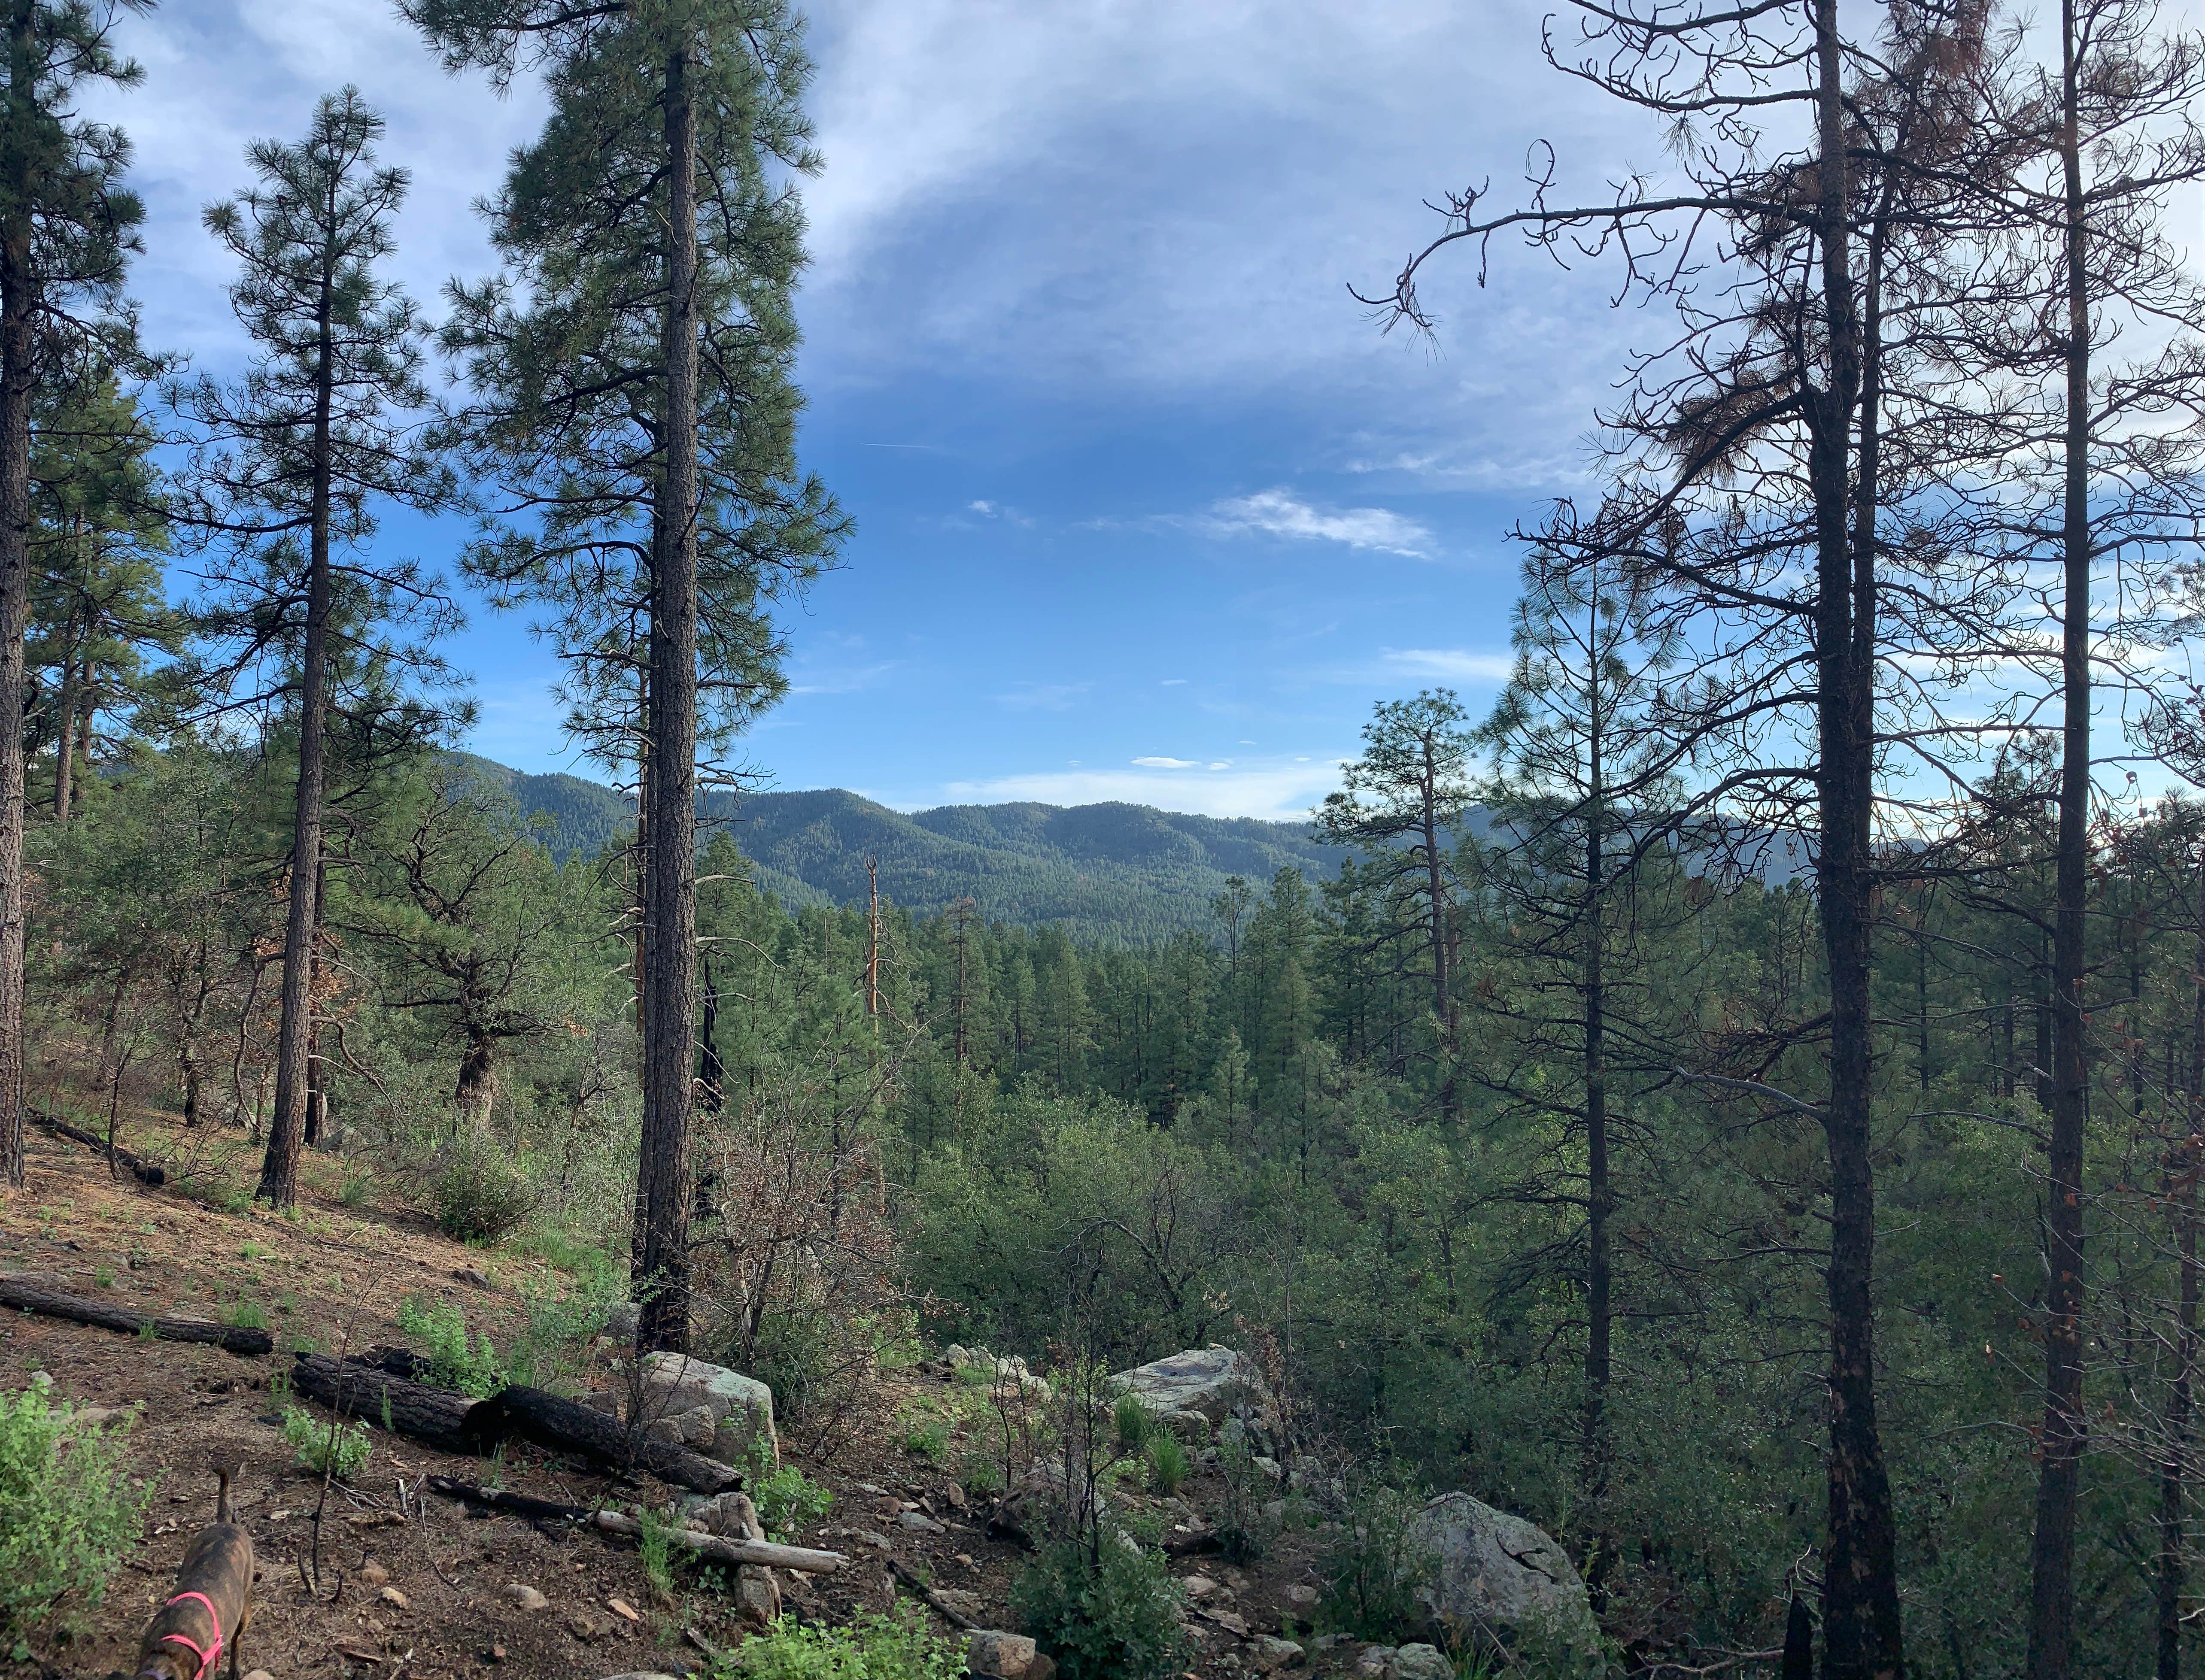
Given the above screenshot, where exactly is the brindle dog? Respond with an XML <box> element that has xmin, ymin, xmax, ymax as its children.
<box><xmin>131</xmin><ymin>1468</ymin><xmax>252</xmax><ymax>1680</ymax></box>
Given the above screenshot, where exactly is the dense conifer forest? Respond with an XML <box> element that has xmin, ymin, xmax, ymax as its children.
<box><xmin>12</xmin><ymin>0</ymin><xmax>2205</xmax><ymax>1674</ymax></box>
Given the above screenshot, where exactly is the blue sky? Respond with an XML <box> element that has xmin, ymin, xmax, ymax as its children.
<box><xmin>93</xmin><ymin>0</ymin><xmax>1672</xmax><ymax>820</ymax></box>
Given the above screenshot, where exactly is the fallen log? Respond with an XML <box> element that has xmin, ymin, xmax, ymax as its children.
<box><xmin>36</xmin><ymin>1115</ymin><xmax>165</xmax><ymax>1186</ymax></box>
<box><xmin>289</xmin><ymin>1358</ymin><xmax>739</xmax><ymax>1494</ymax></box>
<box><xmin>0</xmin><ymin>1276</ymin><xmax>271</xmax><ymax>1355</ymax></box>
<box><xmin>425</xmin><ymin>1475</ymin><xmax>846</xmax><ymax>1574</ymax></box>
<box><xmin>888</xmin><ymin>1556</ymin><xmax>979</xmax><ymax>1630</ymax></box>
<box><xmin>473</xmin><ymin>1383</ymin><xmax>741</xmax><ymax>1496</ymax></box>
<box><xmin>289</xmin><ymin>1354</ymin><xmax>484</xmax><ymax>1452</ymax></box>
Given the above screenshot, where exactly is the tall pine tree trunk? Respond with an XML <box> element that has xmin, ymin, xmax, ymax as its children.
<box><xmin>636</xmin><ymin>39</ymin><xmax>701</xmax><ymax>1356</ymax></box>
<box><xmin>2030</xmin><ymin>13</ymin><xmax>2093</xmax><ymax>1668</ymax></box>
<box><xmin>258</xmin><ymin>280</ymin><xmax>336</xmax><ymax>1207</ymax></box>
<box><xmin>1811</xmin><ymin>0</ymin><xmax>1903</xmax><ymax>1667</ymax></box>
<box><xmin>52</xmin><ymin>650</ymin><xmax>80</xmax><ymax>822</ymax></box>
<box><xmin>0</xmin><ymin>0</ymin><xmax>36</xmax><ymax>1191</ymax></box>
<box><xmin>1582</xmin><ymin>649</ymin><xmax>1612</xmax><ymax>1596</ymax></box>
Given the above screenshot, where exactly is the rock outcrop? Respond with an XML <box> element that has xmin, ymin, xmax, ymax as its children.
<box><xmin>636</xmin><ymin>1352</ymin><xmax>778</xmax><ymax>1468</ymax></box>
<box><xmin>1108</xmin><ymin>1345</ymin><xmax>1274</xmax><ymax>1445</ymax></box>
<box><xmin>1406</xmin><ymin>1492</ymin><xmax>1600</xmax><ymax>1658</ymax></box>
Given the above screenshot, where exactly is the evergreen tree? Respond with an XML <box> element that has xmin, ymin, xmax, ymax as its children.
<box><xmin>413</xmin><ymin>0</ymin><xmax>846</xmax><ymax>1353</ymax></box>
<box><xmin>0</xmin><ymin>0</ymin><xmax>146</xmax><ymax>1186</ymax></box>
<box><xmin>1316</xmin><ymin>690</ymin><xmax>1473</xmax><ymax>1126</ymax></box>
<box><xmin>173</xmin><ymin>88</ymin><xmax>458</xmax><ymax>1207</ymax></box>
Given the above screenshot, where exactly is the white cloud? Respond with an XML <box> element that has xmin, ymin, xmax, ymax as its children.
<box><xmin>790</xmin><ymin>661</ymin><xmax>901</xmax><ymax>696</ymax></box>
<box><xmin>1378</xmin><ymin>647</ymin><xmax>1514</xmax><ymax>683</ymax></box>
<box><xmin>934</xmin><ymin>757</ymin><xmax>1348</xmax><ymax>821</ymax></box>
<box><xmin>1205</xmin><ymin>488</ymin><xmax>1432</xmax><ymax>557</ymax></box>
<box><xmin>1161</xmin><ymin>678</ymin><xmax>1188</xmax><ymax>686</ymax></box>
<box><xmin>1132</xmin><ymin>755</ymin><xmax>1202</xmax><ymax>768</ymax></box>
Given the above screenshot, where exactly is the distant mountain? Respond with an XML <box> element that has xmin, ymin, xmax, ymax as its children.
<box><xmin>453</xmin><ymin>754</ymin><xmax>1351</xmax><ymax>941</ymax></box>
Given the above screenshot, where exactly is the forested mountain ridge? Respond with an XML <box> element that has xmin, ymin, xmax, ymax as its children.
<box><xmin>455</xmin><ymin>752</ymin><xmax>1354</xmax><ymax>939</ymax></box>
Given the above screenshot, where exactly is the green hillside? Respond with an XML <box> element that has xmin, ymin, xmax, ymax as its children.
<box><xmin>452</xmin><ymin>755</ymin><xmax>1349</xmax><ymax>940</ymax></box>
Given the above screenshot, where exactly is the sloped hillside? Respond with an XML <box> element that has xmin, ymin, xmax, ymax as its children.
<box><xmin>453</xmin><ymin>756</ymin><xmax>1351</xmax><ymax>941</ymax></box>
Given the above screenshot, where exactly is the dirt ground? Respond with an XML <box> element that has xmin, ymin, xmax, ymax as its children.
<box><xmin>0</xmin><ymin>1118</ymin><xmax>1343</xmax><ymax>1680</ymax></box>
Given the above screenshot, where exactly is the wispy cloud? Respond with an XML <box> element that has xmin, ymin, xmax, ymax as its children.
<box><xmin>1205</xmin><ymin>488</ymin><xmax>1433</xmax><ymax>557</ymax></box>
<box><xmin>1132</xmin><ymin>755</ymin><xmax>1203</xmax><ymax>768</ymax></box>
<box><xmin>934</xmin><ymin>756</ymin><xmax>1349</xmax><ymax>822</ymax></box>
<box><xmin>1379</xmin><ymin>647</ymin><xmax>1514</xmax><ymax>683</ymax></box>
<box><xmin>996</xmin><ymin>682</ymin><xmax>1092</xmax><ymax>712</ymax></box>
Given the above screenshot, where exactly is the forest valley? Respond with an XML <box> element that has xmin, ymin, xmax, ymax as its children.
<box><xmin>13</xmin><ymin>0</ymin><xmax>2205</xmax><ymax>1672</ymax></box>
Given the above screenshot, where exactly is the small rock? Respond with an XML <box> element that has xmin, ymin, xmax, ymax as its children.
<box><xmin>568</xmin><ymin>1611</ymin><xmax>601</xmax><ymax>1642</ymax></box>
<box><xmin>938</xmin><ymin>1482</ymin><xmax>968</xmax><ymax>1513</ymax></box>
<box><xmin>1353</xmin><ymin>1648</ymin><xmax>1396</xmax><ymax>1678</ymax></box>
<box><xmin>1309</xmin><ymin>1634</ymin><xmax>1345</xmax><ymax>1653</ymax></box>
<box><xmin>487</xmin><ymin>1644</ymin><xmax>506</xmax><ymax>1663</ymax></box>
<box><xmin>896</xmin><ymin>1509</ymin><xmax>945</xmax><ymax>1533</ymax></box>
<box><xmin>1391</xmin><ymin>1645</ymin><xmax>1452</xmax><ymax>1680</ymax></box>
<box><xmin>380</xmin><ymin>1586</ymin><xmax>410</xmax><ymax>1610</ymax></box>
<box><xmin>954</xmin><ymin>1553</ymin><xmax>975</xmax><ymax>1568</ymax></box>
<box><xmin>243</xmin><ymin>1671</ymin><xmax>277</xmax><ymax>1680</ymax></box>
<box><xmin>456</xmin><ymin>1266</ymin><xmax>494</xmax><ymax>1288</ymax></box>
<box><xmin>1208</xmin><ymin>1611</ymin><xmax>1251</xmax><ymax>1639</ymax></box>
<box><xmin>932</xmin><ymin>1589</ymin><xmax>985</xmax><ymax>1619</ymax></box>
<box><xmin>607</xmin><ymin>1596</ymin><xmax>641</xmax><ymax>1622</ymax></box>
<box><xmin>1251</xmin><ymin>1637</ymin><xmax>1305</xmax><ymax>1672</ymax></box>
<box><xmin>1283</xmin><ymin>1584</ymin><xmax>1319</xmax><ymax>1610</ymax></box>
<box><xmin>504</xmin><ymin>1583</ymin><xmax>550</xmax><ymax>1612</ymax></box>
<box><xmin>1182</xmin><ymin>1575</ymin><xmax>1222</xmax><ymax>1600</ymax></box>
<box><xmin>736</xmin><ymin>1563</ymin><xmax>781</xmax><ymax>1627</ymax></box>
<box><xmin>361</xmin><ymin>1559</ymin><xmax>391</xmax><ymax>1588</ymax></box>
<box><xmin>854</xmin><ymin>1529</ymin><xmax>893</xmax><ymax>1550</ymax></box>
<box><xmin>968</xmin><ymin>1630</ymin><xmax>1042</xmax><ymax>1680</ymax></box>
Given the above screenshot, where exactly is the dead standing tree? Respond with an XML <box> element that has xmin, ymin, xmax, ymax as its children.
<box><xmin>1360</xmin><ymin>0</ymin><xmax>2029</xmax><ymax>1671</ymax></box>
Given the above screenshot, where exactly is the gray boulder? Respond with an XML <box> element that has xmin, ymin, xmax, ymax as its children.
<box><xmin>636</xmin><ymin>1352</ymin><xmax>777</xmax><ymax>1467</ymax></box>
<box><xmin>1109</xmin><ymin>1346</ymin><xmax>1274</xmax><ymax>1443</ymax></box>
<box><xmin>1407</xmin><ymin>1492</ymin><xmax>1600</xmax><ymax>1658</ymax></box>
<box><xmin>1389</xmin><ymin>1645</ymin><xmax>1452</xmax><ymax>1680</ymax></box>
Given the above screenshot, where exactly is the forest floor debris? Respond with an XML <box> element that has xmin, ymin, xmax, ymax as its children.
<box><xmin>2</xmin><ymin>1116</ymin><xmax>1360</xmax><ymax>1680</ymax></box>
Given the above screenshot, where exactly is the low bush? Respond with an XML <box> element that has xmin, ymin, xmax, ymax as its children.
<box><xmin>719</xmin><ymin>1607</ymin><xmax>965</xmax><ymax>1680</ymax></box>
<box><xmin>1318</xmin><ymin>1483</ymin><xmax>1434</xmax><ymax>1643</ymax></box>
<box><xmin>746</xmin><ymin>1440</ymin><xmax>835</xmax><ymax>1537</ymax></box>
<box><xmin>397</xmin><ymin>1297</ymin><xmax>506</xmax><ymax>1398</ymax></box>
<box><xmin>0</xmin><ymin>1387</ymin><xmax>150</xmax><ymax>1640</ymax></box>
<box><xmin>1112</xmin><ymin>1394</ymin><xmax>1152</xmax><ymax>1454</ymax></box>
<box><xmin>1144</xmin><ymin>1434</ymin><xmax>1188</xmax><ymax>1496</ymax></box>
<box><xmin>281</xmin><ymin>1405</ymin><xmax>372</xmax><ymax>1479</ymax></box>
<box><xmin>434</xmin><ymin>1139</ymin><xmax>534</xmax><ymax>1242</ymax></box>
<box><xmin>903</xmin><ymin>1421</ymin><xmax>950</xmax><ymax>1463</ymax></box>
<box><xmin>1011</xmin><ymin>1538</ymin><xmax>1189</xmax><ymax>1680</ymax></box>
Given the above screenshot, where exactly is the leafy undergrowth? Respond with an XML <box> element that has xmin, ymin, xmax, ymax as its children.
<box><xmin>0</xmin><ymin>1116</ymin><xmax>1355</xmax><ymax>1680</ymax></box>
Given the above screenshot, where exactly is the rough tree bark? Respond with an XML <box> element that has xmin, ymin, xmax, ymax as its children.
<box><xmin>257</xmin><ymin>252</ymin><xmax>337</xmax><ymax>1207</ymax></box>
<box><xmin>0</xmin><ymin>0</ymin><xmax>36</xmax><ymax>1191</ymax></box>
<box><xmin>635</xmin><ymin>39</ymin><xmax>701</xmax><ymax>1356</ymax></box>
<box><xmin>2028</xmin><ymin>3</ymin><xmax>2093</xmax><ymax>1668</ymax></box>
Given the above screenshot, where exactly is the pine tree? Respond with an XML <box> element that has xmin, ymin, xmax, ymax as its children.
<box><xmin>1316</xmin><ymin>690</ymin><xmax>1473</xmax><ymax>1126</ymax></box>
<box><xmin>173</xmin><ymin>88</ymin><xmax>458</xmax><ymax>1208</ymax></box>
<box><xmin>0</xmin><ymin>0</ymin><xmax>146</xmax><ymax>1187</ymax></box>
<box><xmin>413</xmin><ymin>0</ymin><xmax>845</xmax><ymax>1349</ymax></box>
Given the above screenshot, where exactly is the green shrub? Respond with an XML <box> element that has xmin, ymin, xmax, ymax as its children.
<box><xmin>397</xmin><ymin>1297</ymin><xmax>506</xmax><ymax>1398</ymax></box>
<box><xmin>1112</xmin><ymin>1394</ymin><xmax>1152</xmax><ymax>1454</ymax></box>
<box><xmin>92</xmin><ymin>1263</ymin><xmax>114</xmax><ymax>1289</ymax></box>
<box><xmin>719</xmin><ymin>1607</ymin><xmax>965</xmax><ymax>1680</ymax></box>
<box><xmin>433</xmin><ymin>1140</ymin><xmax>534</xmax><ymax>1242</ymax></box>
<box><xmin>1318</xmin><ymin>1484</ymin><xmax>1434</xmax><ymax>1643</ymax></box>
<box><xmin>746</xmin><ymin>1440</ymin><xmax>834</xmax><ymax>1538</ymax></box>
<box><xmin>282</xmin><ymin>1405</ymin><xmax>371</xmax><ymax>1479</ymax></box>
<box><xmin>504</xmin><ymin>1277</ymin><xmax>617</xmax><ymax>1391</ymax></box>
<box><xmin>1011</xmin><ymin>1539</ymin><xmax>1190</xmax><ymax>1680</ymax></box>
<box><xmin>638</xmin><ymin>1505</ymin><xmax>674</xmax><ymax>1600</ymax></box>
<box><xmin>1144</xmin><ymin>1434</ymin><xmax>1188</xmax><ymax>1496</ymax></box>
<box><xmin>224</xmin><ymin>1298</ymin><xmax>269</xmax><ymax>1331</ymax></box>
<box><xmin>903</xmin><ymin>1421</ymin><xmax>950</xmax><ymax>1463</ymax></box>
<box><xmin>337</xmin><ymin>1166</ymin><xmax>374</xmax><ymax>1209</ymax></box>
<box><xmin>1213</xmin><ymin>1437</ymin><xmax>1270</xmax><ymax>1562</ymax></box>
<box><xmin>0</xmin><ymin>1388</ymin><xmax>150</xmax><ymax>1638</ymax></box>
<box><xmin>957</xmin><ymin>1446</ymin><xmax>1004</xmax><ymax>1500</ymax></box>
